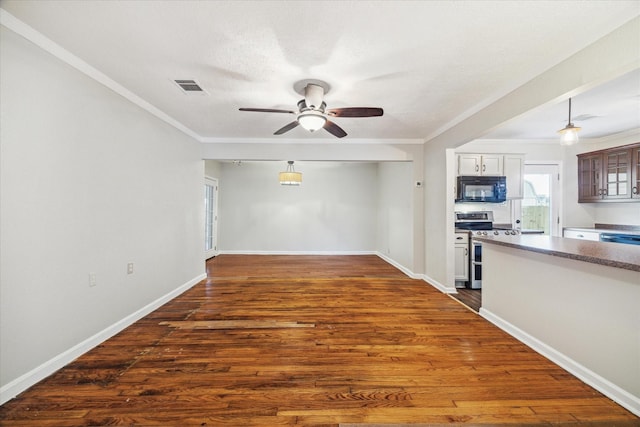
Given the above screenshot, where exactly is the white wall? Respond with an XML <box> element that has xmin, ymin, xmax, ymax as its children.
<box><xmin>422</xmin><ymin>145</ymin><xmax>454</xmax><ymax>292</ymax></box>
<box><xmin>377</xmin><ymin>162</ymin><xmax>414</xmax><ymax>269</ymax></box>
<box><xmin>0</xmin><ymin>25</ymin><xmax>204</xmax><ymax>399</ymax></box>
<box><xmin>218</xmin><ymin>161</ymin><xmax>379</xmax><ymax>253</ymax></box>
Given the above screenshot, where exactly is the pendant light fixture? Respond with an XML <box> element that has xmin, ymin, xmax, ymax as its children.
<box><xmin>279</xmin><ymin>161</ymin><xmax>302</xmax><ymax>186</ymax></box>
<box><xmin>557</xmin><ymin>98</ymin><xmax>581</xmax><ymax>146</ymax></box>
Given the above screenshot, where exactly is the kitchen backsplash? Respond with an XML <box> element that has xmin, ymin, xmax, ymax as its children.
<box><xmin>454</xmin><ymin>201</ymin><xmax>513</xmax><ymax>224</ymax></box>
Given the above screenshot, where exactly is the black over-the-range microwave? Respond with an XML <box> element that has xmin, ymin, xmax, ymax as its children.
<box><xmin>456</xmin><ymin>176</ymin><xmax>507</xmax><ymax>203</ymax></box>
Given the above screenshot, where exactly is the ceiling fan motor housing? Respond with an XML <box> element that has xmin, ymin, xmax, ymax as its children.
<box><xmin>304</xmin><ymin>84</ymin><xmax>325</xmax><ymax>110</ymax></box>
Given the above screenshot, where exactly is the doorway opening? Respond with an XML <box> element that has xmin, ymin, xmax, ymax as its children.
<box><xmin>205</xmin><ymin>177</ymin><xmax>219</xmax><ymax>259</ymax></box>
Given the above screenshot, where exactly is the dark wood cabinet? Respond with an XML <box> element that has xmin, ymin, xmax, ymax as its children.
<box><xmin>578</xmin><ymin>153</ymin><xmax>603</xmax><ymax>201</ymax></box>
<box><xmin>577</xmin><ymin>142</ymin><xmax>640</xmax><ymax>202</ymax></box>
<box><xmin>633</xmin><ymin>145</ymin><xmax>640</xmax><ymax>200</ymax></box>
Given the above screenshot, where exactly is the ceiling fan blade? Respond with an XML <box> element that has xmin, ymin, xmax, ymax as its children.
<box><xmin>239</xmin><ymin>108</ymin><xmax>296</xmax><ymax>114</ymax></box>
<box><xmin>323</xmin><ymin>120</ymin><xmax>347</xmax><ymax>138</ymax></box>
<box><xmin>327</xmin><ymin>107</ymin><xmax>383</xmax><ymax>118</ymax></box>
<box><xmin>274</xmin><ymin>121</ymin><xmax>300</xmax><ymax>135</ymax></box>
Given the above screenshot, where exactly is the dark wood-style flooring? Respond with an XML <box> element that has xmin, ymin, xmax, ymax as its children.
<box><xmin>1</xmin><ymin>255</ymin><xmax>637</xmax><ymax>426</ymax></box>
<box><xmin>451</xmin><ymin>288</ymin><xmax>482</xmax><ymax>312</ymax></box>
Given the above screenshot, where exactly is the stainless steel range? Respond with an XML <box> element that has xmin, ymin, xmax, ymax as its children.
<box><xmin>455</xmin><ymin>211</ymin><xmax>520</xmax><ymax>289</ymax></box>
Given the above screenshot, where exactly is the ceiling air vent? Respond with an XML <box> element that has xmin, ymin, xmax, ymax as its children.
<box><xmin>174</xmin><ymin>79</ymin><xmax>206</xmax><ymax>94</ymax></box>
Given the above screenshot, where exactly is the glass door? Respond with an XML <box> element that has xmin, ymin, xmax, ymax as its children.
<box><xmin>604</xmin><ymin>149</ymin><xmax>631</xmax><ymax>199</ymax></box>
<box><xmin>521</xmin><ymin>163</ymin><xmax>561</xmax><ymax>236</ymax></box>
<box><xmin>204</xmin><ymin>178</ymin><xmax>218</xmax><ymax>259</ymax></box>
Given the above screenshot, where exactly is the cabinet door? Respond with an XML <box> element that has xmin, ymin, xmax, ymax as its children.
<box><xmin>504</xmin><ymin>155</ymin><xmax>524</xmax><ymax>199</ymax></box>
<box><xmin>458</xmin><ymin>154</ymin><xmax>481</xmax><ymax>175</ymax></box>
<box><xmin>454</xmin><ymin>244</ymin><xmax>469</xmax><ymax>281</ymax></box>
<box><xmin>603</xmin><ymin>149</ymin><xmax>632</xmax><ymax>200</ymax></box>
<box><xmin>481</xmin><ymin>155</ymin><xmax>504</xmax><ymax>176</ymax></box>
<box><xmin>631</xmin><ymin>147</ymin><xmax>640</xmax><ymax>199</ymax></box>
<box><xmin>578</xmin><ymin>154</ymin><xmax>603</xmax><ymax>202</ymax></box>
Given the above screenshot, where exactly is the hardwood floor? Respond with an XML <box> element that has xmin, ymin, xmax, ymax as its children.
<box><xmin>450</xmin><ymin>288</ymin><xmax>482</xmax><ymax>312</ymax></box>
<box><xmin>1</xmin><ymin>255</ymin><xmax>638</xmax><ymax>426</ymax></box>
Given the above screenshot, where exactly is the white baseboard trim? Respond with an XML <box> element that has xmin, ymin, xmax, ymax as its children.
<box><xmin>421</xmin><ymin>273</ymin><xmax>457</xmax><ymax>294</ymax></box>
<box><xmin>480</xmin><ymin>308</ymin><xmax>640</xmax><ymax>417</ymax></box>
<box><xmin>374</xmin><ymin>252</ymin><xmax>420</xmax><ymax>279</ymax></box>
<box><xmin>0</xmin><ymin>273</ymin><xmax>206</xmax><ymax>405</ymax></box>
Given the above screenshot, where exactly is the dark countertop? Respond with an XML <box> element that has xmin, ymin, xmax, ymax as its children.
<box><xmin>473</xmin><ymin>234</ymin><xmax>640</xmax><ymax>272</ymax></box>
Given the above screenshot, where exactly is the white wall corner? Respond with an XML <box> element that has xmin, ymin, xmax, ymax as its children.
<box><xmin>375</xmin><ymin>252</ymin><xmax>420</xmax><ymax>279</ymax></box>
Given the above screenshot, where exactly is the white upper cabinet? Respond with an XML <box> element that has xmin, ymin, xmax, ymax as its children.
<box><xmin>458</xmin><ymin>154</ymin><xmax>503</xmax><ymax>176</ymax></box>
<box><xmin>480</xmin><ymin>154</ymin><xmax>504</xmax><ymax>176</ymax></box>
<box><xmin>458</xmin><ymin>154</ymin><xmax>482</xmax><ymax>175</ymax></box>
<box><xmin>503</xmin><ymin>154</ymin><xmax>524</xmax><ymax>199</ymax></box>
<box><xmin>457</xmin><ymin>153</ymin><xmax>524</xmax><ymax>199</ymax></box>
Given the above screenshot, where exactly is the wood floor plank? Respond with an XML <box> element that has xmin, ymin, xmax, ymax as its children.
<box><xmin>159</xmin><ymin>320</ymin><xmax>316</xmax><ymax>329</ymax></box>
<box><xmin>1</xmin><ymin>254</ymin><xmax>637</xmax><ymax>426</ymax></box>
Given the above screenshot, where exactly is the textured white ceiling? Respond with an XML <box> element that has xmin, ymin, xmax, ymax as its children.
<box><xmin>2</xmin><ymin>0</ymin><xmax>639</xmax><ymax>142</ymax></box>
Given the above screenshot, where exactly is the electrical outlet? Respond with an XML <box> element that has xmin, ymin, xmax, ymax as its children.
<box><xmin>89</xmin><ymin>273</ymin><xmax>97</xmax><ymax>287</ymax></box>
<box><xmin>127</xmin><ymin>263</ymin><xmax>134</xmax><ymax>274</ymax></box>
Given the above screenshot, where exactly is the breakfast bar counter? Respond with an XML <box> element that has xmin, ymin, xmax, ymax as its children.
<box><xmin>475</xmin><ymin>234</ymin><xmax>640</xmax><ymax>417</ymax></box>
<box><xmin>473</xmin><ymin>234</ymin><xmax>640</xmax><ymax>272</ymax></box>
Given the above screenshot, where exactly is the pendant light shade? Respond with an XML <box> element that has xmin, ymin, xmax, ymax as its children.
<box><xmin>279</xmin><ymin>161</ymin><xmax>302</xmax><ymax>186</ymax></box>
<box><xmin>558</xmin><ymin>98</ymin><xmax>581</xmax><ymax>146</ymax></box>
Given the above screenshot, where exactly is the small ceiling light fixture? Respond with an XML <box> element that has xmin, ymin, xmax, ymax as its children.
<box><xmin>297</xmin><ymin>111</ymin><xmax>327</xmax><ymax>132</ymax></box>
<box><xmin>279</xmin><ymin>161</ymin><xmax>302</xmax><ymax>186</ymax></box>
<box><xmin>557</xmin><ymin>97</ymin><xmax>581</xmax><ymax>146</ymax></box>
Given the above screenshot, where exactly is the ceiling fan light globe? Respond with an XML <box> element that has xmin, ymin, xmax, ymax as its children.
<box><xmin>298</xmin><ymin>113</ymin><xmax>327</xmax><ymax>132</ymax></box>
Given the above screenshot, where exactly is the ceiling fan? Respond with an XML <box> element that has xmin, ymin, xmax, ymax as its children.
<box><xmin>239</xmin><ymin>80</ymin><xmax>383</xmax><ymax>138</ymax></box>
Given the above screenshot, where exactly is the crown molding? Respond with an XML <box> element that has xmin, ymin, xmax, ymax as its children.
<box><xmin>0</xmin><ymin>8</ymin><xmax>202</xmax><ymax>142</ymax></box>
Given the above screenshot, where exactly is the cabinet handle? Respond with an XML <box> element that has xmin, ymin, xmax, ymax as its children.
<box><xmin>603</xmin><ymin>188</ymin><xmax>608</xmax><ymax>196</ymax></box>
<box><xmin>465</xmin><ymin>248</ymin><xmax>468</xmax><ymax>256</ymax></box>
<box><xmin>482</xmin><ymin>164</ymin><xmax>486</xmax><ymax>172</ymax></box>
<box><xmin>577</xmin><ymin>234</ymin><xmax>584</xmax><ymax>238</ymax></box>
<box><xmin>475</xmin><ymin>164</ymin><xmax>479</xmax><ymax>172</ymax></box>
<box><xmin>633</xmin><ymin>186</ymin><xmax>638</xmax><ymax>195</ymax></box>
